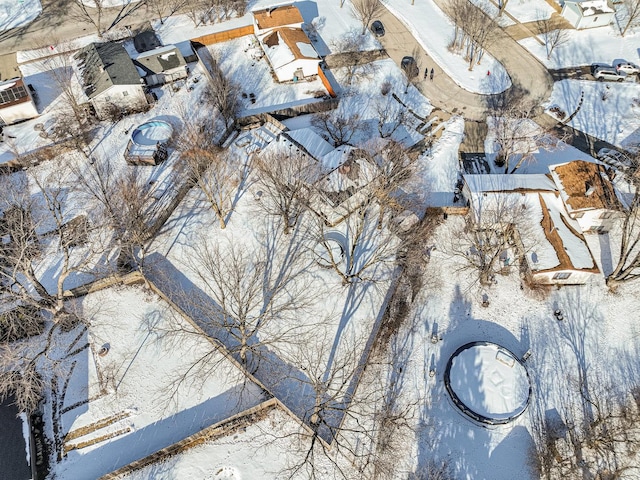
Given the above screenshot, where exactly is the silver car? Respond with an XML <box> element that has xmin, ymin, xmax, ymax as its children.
<box><xmin>615</xmin><ymin>62</ymin><xmax>640</xmax><ymax>75</ymax></box>
<box><xmin>593</xmin><ymin>67</ymin><xmax>626</xmax><ymax>82</ymax></box>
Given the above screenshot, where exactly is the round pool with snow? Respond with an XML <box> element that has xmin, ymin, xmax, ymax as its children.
<box><xmin>444</xmin><ymin>342</ymin><xmax>531</xmax><ymax>425</ymax></box>
<box><xmin>131</xmin><ymin>120</ymin><xmax>173</xmax><ymax>146</ymax></box>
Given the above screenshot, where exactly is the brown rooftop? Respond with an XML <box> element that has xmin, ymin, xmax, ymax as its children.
<box><xmin>553</xmin><ymin>160</ymin><xmax>621</xmax><ymax>211</ymax></box>
<box><xmin>254</xmin><ymin>5</ymin><xmax>303</xmax><ymax>30</ymax></box>
<box><xmin>263</xmin><ymin>27</ymin><xmax>316</xmax><ymax>60</ymax></box>
<box><xmin>0</xmin><ymin>78</ymin><xmax>32</xmax><ymax>109</ymax></box>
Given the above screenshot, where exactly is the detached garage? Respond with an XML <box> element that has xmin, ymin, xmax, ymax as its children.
<box><xmin>561</xmin><ymin>0</ymin><xmax>615</xmax><ymax>29</ymax></box>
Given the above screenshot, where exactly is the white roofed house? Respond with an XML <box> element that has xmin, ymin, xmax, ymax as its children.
<box><xmin>252</xmin><ymin>5</ymin><xmax>321</xmax><ymax>83</ymax></box>
<box><xmin>0</xmin><ymin>77</ymin><xmax>38</xmax><ymax>126</ymax></box>
<box><xmin>463</xmin><ymin>174</ymin><xmax>601</xmax><ymax>285</ymax></box>
<box><xmin>561</xmin><ymin>0</ymin><xmax>615</xmax><ymax>29</ymax></box>
<box><xmin>550</xmin><ymin>160</ymin><xmax>623</xmax><ymax>234</ymax></box>
<box><xmin>133</xmin><ymin>45</ymin><xmax>188</xmax><ymax>87</ymax></box>
<box><xmin>75</xmin><ymin>42</ymin><xmax>148</xmax><ymax>119</ymax></box>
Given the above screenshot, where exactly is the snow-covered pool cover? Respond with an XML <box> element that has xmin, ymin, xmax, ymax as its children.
<box><xmin>446</xmin><ymin>342</ymin><xmax>531</xmax><ymax>424</ymax></box>
<box><xmin>131</xmin><ymin>120</ymin><xmax>173</xmax><ymax>147</ymax></box>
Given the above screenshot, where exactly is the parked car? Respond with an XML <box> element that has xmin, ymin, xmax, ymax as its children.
<box><xmin>615</xmin><ymin>62</ymin><xmax>640</xmax><ymax>75</ymax></box>
<box><xmin>597</xmin><ymin>148</ymin><xmax>632</xmax><ymax>170</ymax></box>
<box><xmin>592</xmin><ymin>66</ymin><xmax>626</xmax><ymax>82</ymax></box>
<box><xmin>401</xmin><ymin>56</ymin><xmax>419</xmax><ymax>78</ymax></box>
<box><xmin>371</xmin><ymin>20</ymin><xmax>385</xmax><ymax>37</ymax></box>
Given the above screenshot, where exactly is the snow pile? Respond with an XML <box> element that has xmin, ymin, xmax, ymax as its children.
<box><xmin>0</xmin><ymin>0</ymin><xmax>41</xmax><ymax>33</ymax></box>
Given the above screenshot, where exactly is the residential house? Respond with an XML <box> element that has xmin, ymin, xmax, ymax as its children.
<box><xmin>549</xmin><ymin>160</ymin><xmax>623</xmax><ymax>233</ymax></box>
<box><xmin>252</xmin><ymin>5</ymin><xmax>321</xmax><ymax>82</ymax></box>
<box><xmin>0</xmin><ymin>77</ymin><xmax>38</xmax><ymax>125</ymax></box>
<box><xmin>133</xmin><ymin>45</ymin><xmax>188</xmax><ymax>87</ymax></box>
<box><xmin>561</xmin><ymin>0</ymin><xmax>615</xmax><ymax>29</ymax></box>
<box><xmin>463</xmin><ymin>174</ymin><xmax>601</xmax><ymax>285</ymax></box>
<box><xmin>75</xmin><ymin>42</ymin><xmax>147</xmax><ymax>119</ymax></box>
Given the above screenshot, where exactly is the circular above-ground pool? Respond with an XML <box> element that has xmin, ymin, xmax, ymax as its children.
<box><xmin>445</xmin><ymin>342</ymin><xmax>531</xmax><ymax>425</ymax></box>
<box><xmin>131</xmin><ymin>120</ymin><xmax>173</xmax><ymax>146</ymax></box>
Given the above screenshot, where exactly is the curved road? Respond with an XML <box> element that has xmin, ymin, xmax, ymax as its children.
<box><xmin>378</xmin><ymin>0</ymin><xmax>555</xmax><ymax>125</ymax></box>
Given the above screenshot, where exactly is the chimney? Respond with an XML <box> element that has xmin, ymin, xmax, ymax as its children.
<box><xmin>585</xmin><ymin>181</ymin><xmax>595</xmax><ymax>196</ymax></box>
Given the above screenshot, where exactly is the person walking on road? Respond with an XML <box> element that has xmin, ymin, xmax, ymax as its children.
<box><xmin>424</xmin><ymin>67</ymin><xmax>428</xmax><ymax>80</ymax></box>
<box><xmin>430</xmin><ymin>68</ymin><xmax>434</xmax><ymax>81</ymax></box>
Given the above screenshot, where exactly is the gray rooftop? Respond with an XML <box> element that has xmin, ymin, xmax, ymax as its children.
<box><xmin>134</xmin><ymin>45</ymin><xmax>186</xmax><ymax>76</ymax></box>
<box><xmin>76</xmin><ymin>42</ymin><xmax>142</xmax><ymax>99</ymax></box>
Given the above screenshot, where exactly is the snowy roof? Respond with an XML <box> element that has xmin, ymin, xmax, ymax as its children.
<box><xmin>253</xmin><ymin>5</ymin><xmax>303</xmax><ymax>30</ymax></box>
<box><xmin>284</xmin><ymin>128</ymin><xmax>334</xmax><ymax>160</ymax></box>
<box><xmin>566</xmin><ymin>0</ymin><xmax>614</xmax><ymax>16</ymax></box>
<box><xmin>549</xmin><ymin>160</ymin><xmax>622</xmax><ymax>212</ymax></box>
<box><xmin>134</xmin><ymin>45</ymin><xmax>186</xmax><ymax>75</ymax></box>
<box><xmin>467</xmin><ymin>188</ymin><xmax>597</xmax><ymax>273</ymax></box>
<box><xmin>260</xmin><ymin>28</ymin><xmax>318</xmax><ymax>70</ymax></box>
<box><xmin>523</xmin><ymin>192</ymin><xmax>597</xmax><ymax>273</ymax></box>
<box><xmin>464</xmin><ymin>174</ymin><xmax>557</xmax><ymax>193</ymax></box>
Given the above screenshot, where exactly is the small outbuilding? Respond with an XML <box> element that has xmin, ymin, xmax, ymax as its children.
<box><xmin>133</xmin><ymin>45</ymin><xmax>188</xmax><ymax>87</ymax></box>
<box><xmin>0</xmin><ymin>77</ymin><xmax>38</xmax><ymax>125</ymax></box>
<box><xmin>561</xmin><ymin>0</ymin><xmax>615</xmax><ymax>29</ymax></box>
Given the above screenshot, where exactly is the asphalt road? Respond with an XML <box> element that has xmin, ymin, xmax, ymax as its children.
<box><xmin>0</xmin><ymin>0</ymin><xmax>152</xmax><ymax>55</ymax></box>
<box><xmin>377</xmin><ymin>0</ymin><xmax>554</xmax><ymax>123</ymax></box>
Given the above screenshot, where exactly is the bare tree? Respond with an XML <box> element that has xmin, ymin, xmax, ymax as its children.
<box><xmin>178</xmin><ymin>117</ymin><xmax>245</xmax><ymax>229</ymax></box>
<box><xmin>488</xmin><ymin>92</ymin><xmax>559</xmax><ymax>173</ymax></box>
<box><xmin>203</xmin><ymin>55</ymin><xmax>241</xmax><ymax>130</ymax></box>
<box><xmin>314</xmin><ymin>202</ymin><xmax>399</xmax><ymax>285</ymax></box>
<box><xmin>253</xmin><ymin>148</ymin><xmax>319</xmax><ymax>235</ymax></box>
<box><xmin>185</xmin><ymin>0</ymin><xmax>206</xmax><ymax>26</ymax></box>
<box><xmin>351</xmin><ymin>0</ymin><xmax>384</xmax><ymax>35</ymax></box>
<box><xmin>402</xmin><ymin>46</ymin><xmax>422</xmax><ymax>94</ymax></box>
<box><xmin>374</xmin><ymin>97</ymin><xmax>409</xmax><ymax>139</ymax></box>
<box><xmin>606</xmin><ymin>189</ymin><xmax>640</xmax><ymax>291</ymax></box>
<box><xmin>621</xmin><ymin>0</ymin><xmax>640</xmax><ymax>37</ymax></box>
<box><xmin>449</xmin><ymin>193</ymin><xmax>532</xmax><ymax>285</ymax></box>
<box><xmin>331</xmin><ymin>30</ymin><xmax>380</xmax><ymax>86</ymax></box>
<box><xmin>312</xmin><ymin>109</ymin><xmax>367</xmax><ymax>147</ymax></box>
<box><xmin>40</xmin><ymin>53</ymin><xmax>95</xmax><ymax>156</ymax></box>
<box><xmin>166</xmin><ymin>229</ymin><xmax>313</xmax><ymax>373</ymax></box>
<box><xmin>71</xmin><ymin>0</ymin><xmax>107</xmax><ymax>37</ymax></box>
<box><xmin>529</xmin><ymin>374</ymin><xmax>640</xmax><ymax>479</ymax></box>
<box><xmin>147</xmin><ymin>0</ymin><xmax>189</xmax><ymax>24</ymax></box>
<box><xmin>536</xmin><ymin>17</ymin><xmax>569</xmax><ymax>60</ymax></box>
<box><xmin>444</xmin><ymin>0</ymin><xmax>499</xmax><ymax>70</ymax></box>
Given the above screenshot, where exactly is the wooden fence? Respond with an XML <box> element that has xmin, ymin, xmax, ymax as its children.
<box><xmin>191</xmin><ymin>25</ymin><xmax>254</xmax><ymax>45</ymax></box>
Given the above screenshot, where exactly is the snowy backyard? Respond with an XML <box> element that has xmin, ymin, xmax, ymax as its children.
<box><xmin>1</xmin><ymin>0</ymin><xmax>640</xmax><ymax>479</ymax></box>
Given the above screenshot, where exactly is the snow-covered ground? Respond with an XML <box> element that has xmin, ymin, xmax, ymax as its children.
<box><xmin>369</xmin><ymin>216</ymin><xmax>640</xmax><ymax>479</ymax></box>
<box><xmin>546</xmin><ymin>79</ymin><xmax>640</xmax><ymax>149</ymax></box>
<box><xmin>0</xmin><ymin>0</ymin><xmax>41</xmax><ymax>32</ymax></box>
<box><xmin>504</xmin><ymin>0</ymin><xmax>556</xmax><ymax>22</ymax></box>
<box><xmin>55</xmin><ymin>287</ymin><xmax>266</xmax><ymax>480</ymax></box>
<box><xmin>521</xmin><ymin>27</ymin><xmax>640</xmax><ymax>69</ymax></box>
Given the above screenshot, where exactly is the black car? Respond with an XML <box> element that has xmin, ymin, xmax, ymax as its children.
<box><xmin>401</xmin><ymin>56</ymin><xmax>419</xmax><ymax>78</ymax></box>
<box><xmin>371</xmin><ymin>20</ymin><xmax>385</xmax><ymax>37</ymax></box>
